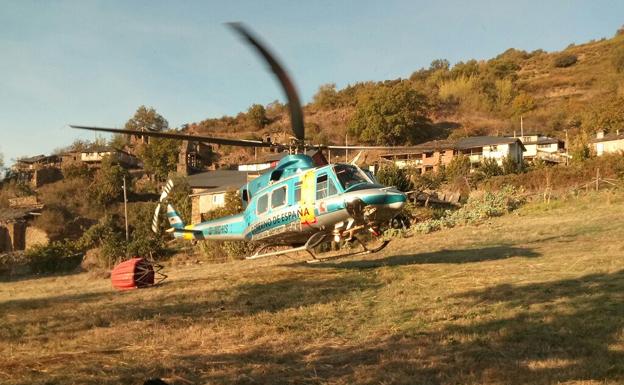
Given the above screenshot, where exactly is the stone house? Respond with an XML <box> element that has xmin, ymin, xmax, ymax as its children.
<box><xmin>591</xmin><ymin>130</ymin><xmax>624</xmax><ymax>156</ymax></box>
<box><xmin>380</xmin><ymin>136</ymin><xmax>525</xmax><ymax>173</ymax></box>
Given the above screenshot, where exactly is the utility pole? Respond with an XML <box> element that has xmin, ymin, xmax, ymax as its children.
<box><xmin>345</xmin><ymin>133</ymin><xmax>348</xmax><ymax>162</ymax></box>
<box><xmin>520</xmin><ymin>115</ymin><xmax>524</xmax><ymax>138</ymax></box>
<box><xmin>123</xmin><ymin>175</ymin><xmax>129</xmax><ymax>242</ymax></box>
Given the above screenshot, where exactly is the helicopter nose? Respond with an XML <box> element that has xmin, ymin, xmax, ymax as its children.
<box><xmin>383</xmin><ymin>188</ymin><xmax>407</xmax><ymax>210</ymax></box>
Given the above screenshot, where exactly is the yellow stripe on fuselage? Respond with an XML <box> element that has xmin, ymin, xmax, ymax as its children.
<box><xmin>183</xmin><ymin>224</ymin><xmax>195</xmax><ymax>240</ymax></box>
<box><xmin>300</xmin><ymin>170</ymin><xmax>316</xmax><ymax>224</ymax></box>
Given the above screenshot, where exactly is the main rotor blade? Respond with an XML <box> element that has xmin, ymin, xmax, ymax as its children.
<box><xmin>70</xmin><ymin>125</ymin><xmax>273</xmax><ymax>148</ymax></box>
<box><xmin>316</xmin><ymin>144</ymin><xmax>427</xmax><ymax>151</ymax></box>
<box><xmin>227</xmin><ymin>22</ymin><xmax>305</xmax><ymax>142</ymax></box>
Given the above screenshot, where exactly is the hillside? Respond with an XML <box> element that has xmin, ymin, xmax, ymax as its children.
<box><xmin>186</xmin><ymin>29</ymin><xmax>624</xmax><ymax>158</ymax></box>
<box><xmin>2</xmin><ymin>190</ymin><xmax>624</xmax><ymax>384</ymax></box>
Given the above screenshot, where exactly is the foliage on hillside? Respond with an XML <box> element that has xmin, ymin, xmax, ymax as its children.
<box><xmin>182</xmin><ymin>27</ymin><xmax>624</xmax><ymax>153</ymax></box>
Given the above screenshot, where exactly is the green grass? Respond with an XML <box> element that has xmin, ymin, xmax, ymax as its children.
<box><xmin>2</xmin><ymin>191</ymin><xmax>624</xmax><ymax>384</ymax></box>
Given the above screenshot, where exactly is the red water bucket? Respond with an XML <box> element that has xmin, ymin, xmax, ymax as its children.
<box><xmin>111</xmin><ymin>258</ymin><xmax>161</xmax><ymax>291</ymax></box>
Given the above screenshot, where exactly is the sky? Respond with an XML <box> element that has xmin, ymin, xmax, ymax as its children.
<box><xmin>1</xmin><ymin>0</ymin><xmax>623</xmax><ymax>166</ymax></box>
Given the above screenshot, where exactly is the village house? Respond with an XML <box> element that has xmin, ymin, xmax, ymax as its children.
<box><xmin>380</xmin><ymin>136</ymin><xmax>525</xmax><ymax>173</ymax></box>
<box><xmin>187</xmin><ymin>169</ymin><xmax>258</xmax><ymax>224</ymax></box>
<box><xmin>238</xmin><ymin>149</ymin><xmax>328</xmax><ymax>172</ymax></box>
<box><xmin>177</xmin><ymin>141</ymin><xmax>215</xmax><ymax>175</ymax></box>
<box><xmin>12</xmin><ymin>155</ymin><xmax>63</xmax><ymax>188</ymax></box>
<box><xmin>0</xmin><ymin>197</ymin><xmax>48</xmax><ymax>253</ymax></box>
<box><xmin>505</xmin><ymin>133</ymin><xmax>566</xmax><ymax>163</ymax></box>
<box><xmin>591</xmin><ymin>130</ymin><xmax>624</xmax><ymax>156</ymax></box>
<box><xmin>79</xmin><ymin>146</ymin><xmax>140</xmax><ymax>168</ymax></box>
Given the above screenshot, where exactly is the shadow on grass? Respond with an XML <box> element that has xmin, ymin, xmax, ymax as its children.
<box><xmin>0</xmin><ymin>273</ymin><xmax>380</xmax><ymax>342</ymax></box>
<box><xmin>36</xmin><ymin>269</ymin><xmax>624</xmax><ymax>385</ymax></box>
<box><xmin>311</xmin><ymin>245</ymin><xmax>540</xmax><ymax>269</ymax></box>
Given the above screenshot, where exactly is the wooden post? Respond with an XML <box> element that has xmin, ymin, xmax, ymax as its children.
<box><xmin>123</xmin><ymin>176</ymin><xmax>129</xmax><ymax>242</ymax></box>
<box><xmin>596</xmin><ymin>168</ymin><xmax>600</xmax><ymax>192</ymax></box>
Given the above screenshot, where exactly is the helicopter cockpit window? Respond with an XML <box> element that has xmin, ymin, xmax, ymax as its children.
<box><xmin>316</xmin><ymin>174</ymin><xmax>338</xmax><ymax>200</ymax></box>
<box><xmin>334</xmin><ymin>164</ymin><xmax>369</xmax><ymax>190</ymax></box>
<box><xmin>257</xmin><ymin>194</ymin><xmax>268</xmax><ymax>215</ymax></box>
<box><xmin>271</xmin><ymin>186</ymin><xmax>287</xmax><ymax>208</ymax></box>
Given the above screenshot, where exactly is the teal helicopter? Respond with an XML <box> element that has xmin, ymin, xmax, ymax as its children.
<box><xmin>72</xmin><ymin>23</ymin><xmax>410</xmax><ymax>262</ymax></box>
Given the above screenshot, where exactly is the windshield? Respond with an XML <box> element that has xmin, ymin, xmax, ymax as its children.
<box><xmin>334</xmin><ymin>164</ymin><xmax>370</xmax><ymax>190</ymax></box>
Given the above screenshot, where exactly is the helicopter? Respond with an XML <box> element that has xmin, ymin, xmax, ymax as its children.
<box><xmin>72</xmin><ymin>23</ymin><xmax>412</xmax><ymax>262</ymax></box>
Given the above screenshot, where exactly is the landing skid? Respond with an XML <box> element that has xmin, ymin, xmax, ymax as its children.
<box><xmin>305</xmin><ymin>237</ymin><xmax>390</xmax><ymax>264</ymax></box>
<box><xmin>244</xmin><ymin>232</ymin><xmax>390</xmax><ymax>262</ymax></box>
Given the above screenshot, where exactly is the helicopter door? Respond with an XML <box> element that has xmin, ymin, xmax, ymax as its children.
<box><xmin>299</xmin><ymin>170</ymin><xmax>316</xmax><ymax>225</ymax></box>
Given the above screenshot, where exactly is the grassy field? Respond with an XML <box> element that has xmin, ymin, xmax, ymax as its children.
<box><xmin>2</xmin><ymin>191</ymin><xmax>624</xmax><ymax>385</ymax></box>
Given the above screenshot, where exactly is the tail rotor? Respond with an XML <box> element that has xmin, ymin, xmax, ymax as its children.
<box><xmin>152</xmin><ymin>179</ymin><xmax>174</xmax><ymax>233</ymax></box>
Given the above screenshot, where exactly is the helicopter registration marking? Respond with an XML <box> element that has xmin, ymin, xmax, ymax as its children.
<box><xmin>300</xmin><ymin>170</ymin><xmax>316</xmax><ymax>225</ymax></box>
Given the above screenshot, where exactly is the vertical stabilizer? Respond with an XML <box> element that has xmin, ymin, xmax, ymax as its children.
<box><xmin>166</xmin><ymin>204</ymin><xmax>185</xmax><ymax>229</ymax></box>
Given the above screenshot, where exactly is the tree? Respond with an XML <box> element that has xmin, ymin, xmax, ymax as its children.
<box><xmin>313</xmin><ymin>83</ymin><xmax>339</xmax><ymax>109</ymax></box>
<box><xmin>89</xmin><ymin>155</ymin><xmax>130</xmax><ymax>206</ymax></box>
<box><xmin>125</xmin><ymin>105</ymin><xmax>168</xmax><ymax>133</ymax></box>
<box><xmin>375</xmin><ymin>164</ymin><xmax>411</xmax><ymax>192</ymax></box>
<box><xmin>430</xmin><ymin>59</ymin><xmax>450</xmax><ymax>71</ymax></box>
<box><xmin>446</xmin><ymin>154</ymin><xmax>471</xmax><ymax>180</ymax></box>
<box><xmin>124</xmin><ymin>106</ymin><xmax>175</xmax><ymax>180</ymax></box>
<box><xmin>247</xmin><ymin>104</ymin><xmax>268</xmax><ymax>128</ymax></box>
<box><xmin>480</xmin><ymin>157</ymin><xmax>503</xmax><ymax>177</ymax></box>
<box><xmin>582</xmin><ymin>96</ymin><xmax>624</xmax><ymax>132</ymax></box>
<box><xmin>138</xmin><ymin>136</ymin><xmax>179</xmax><ymax>181</ymax></box>
<box><xmin>512</xmin><ymin>92</ymin><xmax>536</xmax><ymax>116</ymax></box>
<box><xmin>348</xmin><ymin>82</ymin><xmax>433</xmax><ymax>145</ymax></box>
<box><xmin>502</xmin><ymin>156</ymin><xmax>521</xmax><ymax>174</ymax></box>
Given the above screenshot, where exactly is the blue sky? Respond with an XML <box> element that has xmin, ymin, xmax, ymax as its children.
<box><xmin>1</xmin><ymin>0</ymin><xmax>623</xmax><ymax>166</ymax></box>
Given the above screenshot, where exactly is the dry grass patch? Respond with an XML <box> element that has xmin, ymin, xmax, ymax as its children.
<box><xmin>2</xmin><ymin>191</ymin><xmax>624</xmax><ymax>384</ymax></box>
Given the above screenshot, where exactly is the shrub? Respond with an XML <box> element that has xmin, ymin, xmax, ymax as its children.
<box><xmin>502</xmin><ymin>156</ymin><xmax>521</xmax><ymax>174</ymax></box>
<box><xmin>446</xmin><ymin>154</ymin><xmax>471</xmax><ymax>180</ymax></box>
<box><xmin>413</xmin><ymin>186</ymin><xmax>524</xmax><ymax>233</ymax></box>
<box><xmin>376</xmin><ymin>164</ymin><xmax>411</xmax><ymax>191</ymax></box>
<box><xmin>480</xmin><ymin>157</ymin><xmax>504</xmax><ymax>178</ymax></box>
<box><xmin>411</xmin><ymin>172</ymin><xmax>444</xmax><ymax>191</ymax></box>
<box><xmin>553</xmin><ymin>54</ymin><xmax>577</xmax><ymax>68</ymax></box>
<box><xmin>612</xmin><ymin>46</ymin><xmax>624</xmax><ymax>73</ymax></box>
<box><xmin>25</xmin><ymin>241</ymin><xmax>83</xmax><ymax>274</ymax></box>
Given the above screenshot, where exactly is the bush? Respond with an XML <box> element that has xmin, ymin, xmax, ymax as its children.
<box><xmin>502</xmin><ymin>156</ymin><xmax>521</xmax><ymax>174</ymax></box>
<box><xmin>411</xmin><ymin>172</ymin><xmax>444</xmax><ymax>191</ymax></box>
<box><xmin>446</xmin><ymin>154</ymin><xmax>471</xmax><ymax>180</ymax></box>
<box><xmin>553</xmin><ymin>54</ymin><xmax>577</xmax><ymax>68</ymax></box>
<box><xmin>612</xmin><ymin>46</ymin><xmax>624</xmax><ymax>73</ymax></box>
<box><xmin>480</xmin><ymin>157</ymin><xmax>504</xmax><ymax>178</ymax></box>
<box><xmin>413</xmin><ymin>186</ymin><xmax>524</xmax><ymax>233</ymax></box>
<box><xmin>25</xmin><ymin>241</ymin><xmax>83</xmax><ymax>274</ymax></box>
<box><xmin>376</xmin><ymin>164</ymin><xmax>411</xmax><ymax>191</ymax></box>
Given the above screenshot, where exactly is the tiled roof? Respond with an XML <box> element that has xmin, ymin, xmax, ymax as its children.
<box><xmin>591</xmin><ymin>133</ymin><xmax>624</xmax><ymax>143</ymax></box>
<box><xmin>187</xmin><ymin>169</ymin><xmax>251</xmax><ymax>191</ymax></box>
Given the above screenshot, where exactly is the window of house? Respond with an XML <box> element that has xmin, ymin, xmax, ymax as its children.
<box><xmin>257</xmin><ymin>194</ymin><xmax>268</xmax><ymax>214</ymax></box>
<box><xmin>212</xmin><ymin>194</ymin><xmax>224</xmax><ymax>205</ymax></box>
<box><xmin>489</xmin><ymin>145</ymin><xmax>498</xmax><ymax>151</ymax></box>
<box><xmin>424</xmin><ymin>152</ymin><xmax>433</xmax><ymax>158</ymax></box>
<box><xmin>271</xmin><ymin>186</ymin><xmax>287</xmax><ymax>209</ymax></box>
